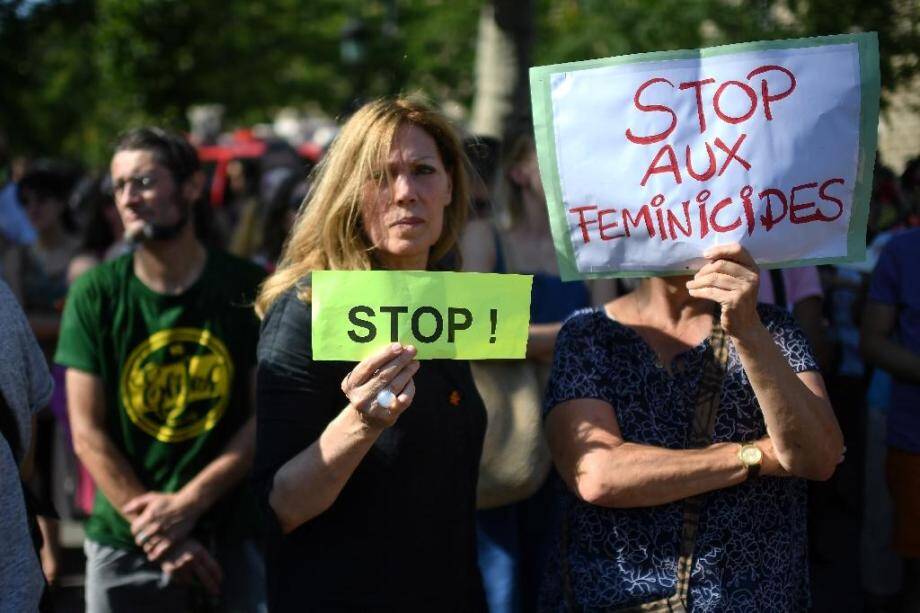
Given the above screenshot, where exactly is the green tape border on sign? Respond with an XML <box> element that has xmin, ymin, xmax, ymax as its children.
<box><xmin>529</xmin><ymin>32</ymin><xmax>881</xmax><ymax>280</ymax></box>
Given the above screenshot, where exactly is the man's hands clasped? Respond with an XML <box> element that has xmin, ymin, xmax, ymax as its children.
<box><xmin>123</xmin><ymin>490</ymin><xmax>222</xmax><ymax>596</ymax></box>
<box><xmin>157</xmin><ymin>537</ymin><xmax>222</xmax><ymax>596</ymax></box>
<box><xmin>125</xmin><ymin>491</ymin><xmax>201</xmax><ymax>561</ymax></box>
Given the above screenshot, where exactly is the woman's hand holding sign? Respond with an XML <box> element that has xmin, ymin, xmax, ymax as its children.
<box><xmin>341</xmin><ymin>343</ymin><xmax>419</xmax><ymax>429</ymax></box>
<box><xmin>685</xmin><ymin>243</ymin><xmax>761</xmax><ymax>339</ymax></box>
<box><xmin>688</xmin><ymin>242</ymin><xmax>842</xmax><ymax>480</ymax></box>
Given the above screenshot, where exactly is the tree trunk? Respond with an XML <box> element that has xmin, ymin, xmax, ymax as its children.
<box><xmin>470</xmin><ymin>0</ymin><xmax>534</xmax><ymax>142</ymax></box>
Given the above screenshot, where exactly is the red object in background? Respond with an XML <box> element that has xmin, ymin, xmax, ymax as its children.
<box><xmin>196</xmin><ymin>131</ymin><xmax>323</xmax><ymax>207</ymax></box>
<box><xmin>297</xmin><ymin>141</ymin><xmax>323</xmax><ymax>161</ymax></box>
<box><xmin>197</xmin><ymin>139</ymin><xmax>267</xmax><ymax>207</ymax></box>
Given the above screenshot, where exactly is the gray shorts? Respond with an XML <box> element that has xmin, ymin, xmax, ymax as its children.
<box><xmin>84</xmin><ymin>538</ymin><xmax>266</xmax><ymax>613</ymax></box>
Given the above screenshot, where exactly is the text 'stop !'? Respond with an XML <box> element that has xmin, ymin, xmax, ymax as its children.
<box><xmin>311</xmin><ymin>271</ymin><xmax>533</xmax><ymax>361</ymax></box>
<box><xmin>530</xmin><ymin>33</ymin><xmax>880</xmax><ymax>280</ymax></box>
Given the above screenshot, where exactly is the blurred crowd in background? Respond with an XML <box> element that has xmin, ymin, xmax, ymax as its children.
<box><xmin>2</xmin><ymin>107</ymin><xmax>920</xmax><ymax>611</ymax></box>
<box><xmin>2</xmin><ymin>1</ymin><xmax>919</xmax><ymax>612</ymax></box>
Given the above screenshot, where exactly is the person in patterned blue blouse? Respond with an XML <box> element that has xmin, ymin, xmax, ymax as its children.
<box><xmin>541</xmin><ymin>243</ymin><xmax>844</xmax><ymax>612</ymax></box>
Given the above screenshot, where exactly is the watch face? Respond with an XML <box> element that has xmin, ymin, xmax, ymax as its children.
<box><xmin>741</xmin><ymin>445</ymin><xmax>763</xmax><ymax>464</ymax></box>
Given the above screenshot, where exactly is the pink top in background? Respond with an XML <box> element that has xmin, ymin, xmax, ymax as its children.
<box><xmin>757</xmin><ymin>266</ymin><xmax>823</xmax><ymax>309</ymax></box>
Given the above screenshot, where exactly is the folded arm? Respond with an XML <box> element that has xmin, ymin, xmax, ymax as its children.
<box><xmin>546</xmin><ymin>398</ymin><xmax>787</xmax><ymax>508</ymax></box>
<box><xmin>730</xmin><ymin>325</ymin><xmax>841</xmax><ymax>480</ymax></box>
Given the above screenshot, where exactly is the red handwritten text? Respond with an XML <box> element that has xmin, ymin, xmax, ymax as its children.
<box><xmin>625</xmin><ymin>64</ymin><xmax>797</xmax><ymax>188</ymax></box>
<box><xmin>569</xmin><ymin>176</ymin><xmax>845</xmax><ymax>245</ymax></box>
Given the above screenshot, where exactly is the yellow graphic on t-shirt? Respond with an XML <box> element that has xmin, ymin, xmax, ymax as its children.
<box><xmin>120</xmin><ymin>328</ymin><xmax>234</xmax><ymax>443</ymax></box>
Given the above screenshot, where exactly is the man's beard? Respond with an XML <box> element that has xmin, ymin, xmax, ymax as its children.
<box><xmin>126</xmin><ymin>202</ymin><xmax>191</xmax><ymax>245</ymax></box>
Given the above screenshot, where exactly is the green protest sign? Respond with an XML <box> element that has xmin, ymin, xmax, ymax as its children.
<box><xmin>311</xmin><ymin>271</ymin><xmax>533</xmax><ymax>360</ymax></box>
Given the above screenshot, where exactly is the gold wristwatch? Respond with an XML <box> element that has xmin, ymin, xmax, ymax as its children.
<box><xmin>738</xmin><ymin>443</ymin><xmax>763</xmax><ymax>480</ymax></box>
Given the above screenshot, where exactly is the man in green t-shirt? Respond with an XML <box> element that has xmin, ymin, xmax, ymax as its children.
<box><xmin>55</xmin><ymin>128</ymin><xmax>267</xmax><ymax>612</ymax></box>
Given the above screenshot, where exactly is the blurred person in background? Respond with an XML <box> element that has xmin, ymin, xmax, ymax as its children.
<box><xmin>867</xmin><ymin>160</ymin><xmax>907</xmax><ymax>243</ymax></box>
<box><xmin>902</xmin><ymin>157</ymin><xmax>920</xmax><ymax>227</ymax></box>
<box><xmin>55</xmin><ymin>127</ymin><xmax>267</xmax><ymax>612</ymax></box>
<box><xmin>13</xmin><ymin>162</ymin><xmax>82</xmax><ymax>347</ymax></box>
<box><xmin>67</xmin><ymin>174</ymin><xmax>129</xmax><ymax>283</ymax></box>
<box><xmin>0</xmin><ymin>134</ymin><xmax>38</xmax><ymax>302</ymax></box>
<box><xmin>461</xmin><ymin>135</ymin><xmax>501</xmax><ymax>221</ymax></box>
<box><xmin>857</xmin><ymin>193</ymin><xmax>919</xmax><ymax>611</ymax></box>
<box><xmin>7</xmin><ymin>162</ymin><xmax>83</xmax><ymax>589</ymax></box>
<box><xmin>861</xmin><ymin>224</ymin><xmax>920</xmax><ymax>613</ymax></box>
<box><xmin>216</xmin><ymin>158</ymin><xmax>261</xmax><ymax>251</ymax></box>
<box><xmin>226</xmin><ymin>139</ymin><xmax>315</xmax><ymax>264</ymax></box>
<box><xmin>251</xmin><ymin>171</ymin><xmax>309</xmax><ymax>271</ymax></box>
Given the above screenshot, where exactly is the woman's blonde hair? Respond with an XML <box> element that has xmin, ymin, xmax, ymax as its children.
<box><xmin>255</xmin><ymin>97</ymin><xmax>471</xmax><ymax>317</ymax></box>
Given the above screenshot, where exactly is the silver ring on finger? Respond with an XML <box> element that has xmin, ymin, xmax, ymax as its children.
<box><xmin>376</xmin><ymin>386</ymin><xmax>396</xmax><ymax>411</ymax></box>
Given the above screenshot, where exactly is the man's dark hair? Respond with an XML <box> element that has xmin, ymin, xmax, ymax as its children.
<box><xmin>114</xmin><ymin>127</ymin><xmax>200</xmax><ymax>185</ymax></box>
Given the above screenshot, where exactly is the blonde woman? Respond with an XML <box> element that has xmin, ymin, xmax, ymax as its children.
<box><xmin>253</xmin><ymin>98</ymin><xmax>487</xmax><ymax>612</ymax></box>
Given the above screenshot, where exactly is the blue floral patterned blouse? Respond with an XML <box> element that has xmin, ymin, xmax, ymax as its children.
<box><xmin>541</xmin><ymin>304</ymin><xmax>817</xmax><ymax>612</ymax></box>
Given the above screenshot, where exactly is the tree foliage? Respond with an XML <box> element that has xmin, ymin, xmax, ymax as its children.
<box><xmin>534</xmin><ymin>0</ymin><xmax>918</xmax><ymax>91</ymax></box>
<box><xmin>1</xmin><ymin>0</ymin><xmax>915</xmax><ymax>165</ymax></box>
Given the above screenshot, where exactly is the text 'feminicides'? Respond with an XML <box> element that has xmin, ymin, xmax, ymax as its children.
<box><xmin>569</xmin><ymin>64</ymin><xmax>844</xmax><ymax>245</ymax></box>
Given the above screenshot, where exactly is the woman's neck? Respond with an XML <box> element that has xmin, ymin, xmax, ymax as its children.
<box><xmin>633</xmin><ymin>277</ymin><xmax>708</xmax><ymax>322</ymax></box>
<box><xmin>376</xmin><ymin>251</ymin><xmax>428</xmax><ymax>271</ymax></box>
<box><xmin>620</xmin><ymin>277</ymin><xmax>713</xmax><ymax>373</ymax></box>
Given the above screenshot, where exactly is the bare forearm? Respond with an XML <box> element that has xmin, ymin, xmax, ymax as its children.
<box><xmin>179</xmin><ymin>417</ymin><xmax>255</xmax><ymax>515</ymax></box>
<box><xmin>73</xmin><ymin>429</ymin><xmax>146</xmax><ymax>518</ymax></box>
<box><xmin>573</xmin><ymin>442</ymin><xmax>747</xmax><ymax>507</ymax></box>
<box><xmin>269</xmin><ymin>406</ymin><xmax>382</xmax><ymax>534</ymax></box>
<box><xmin>732</xmin><ymin>324</ymin><xmax>842</xmax><ymax>479</ymax></box>
<box><xmin>862</xmin><ymin>334</ymin><xmax>920</xmax><ymax>385</ymax></box>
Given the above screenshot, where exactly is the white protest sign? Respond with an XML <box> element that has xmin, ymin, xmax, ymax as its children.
<box><xmin>530</xmin><ymin>33</ymin><xmax>880</xmax><ymax>279</ymax></box>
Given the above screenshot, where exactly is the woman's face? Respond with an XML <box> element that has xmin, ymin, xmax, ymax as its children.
<box><xmin>361</xmin><ymin>124</ymin><xmax>452</xmax><ymax>270</ymax></box>
<box><xmin>21</xmin><ymin>190</ymin><xmax>65</xmax><ymax>235</ymax></box>
<box><xmin>510</xmin><ymin>145</ymin><xmax>545</xmax><ymax>202</ymax></box>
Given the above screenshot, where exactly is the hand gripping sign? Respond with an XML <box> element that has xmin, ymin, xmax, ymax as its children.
<box><xmin>530</xmin><ymin>33</ymin><xmax>880</xmax><ymax>280</ymax></box>
<box><xmin>311</xmin><ymin>271</ymin><xmax>533</xmax><ymax>360</ymax></box>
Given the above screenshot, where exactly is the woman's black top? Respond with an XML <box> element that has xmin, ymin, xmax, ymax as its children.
<box><xmin>254</xmin><ymin>287</ymin><xmax>488</xmax><ymax>612</ymax></box>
